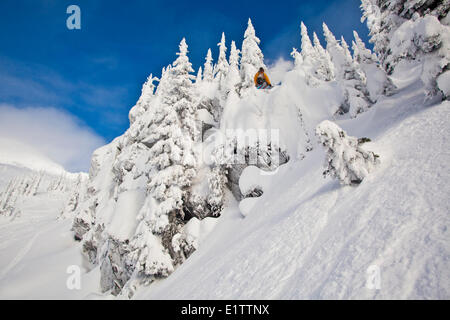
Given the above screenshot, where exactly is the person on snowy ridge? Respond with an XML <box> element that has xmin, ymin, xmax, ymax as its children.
<box><xmin>254</xmin><ymin>67</ymin><xmax>272</xmax><ymax>89</ymax></box>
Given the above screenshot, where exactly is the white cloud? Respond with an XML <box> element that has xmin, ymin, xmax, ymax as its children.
<box><xmin>0</xmin><ymin>104</ymin><xmax>105</xmax><ymax>173</ymax></box>
<box><xmin>0</xmin><ymin>137</ymin><xmax>66</xmax><ymax>176</ymax></box>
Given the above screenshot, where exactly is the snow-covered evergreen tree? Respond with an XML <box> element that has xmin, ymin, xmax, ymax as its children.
<box><xmin>300</xmin><ymin>22</ymin><xmax>315</xmax><ymax>59</ymax></box>
<box><xmin>240</xmin><ymin>18</ymin><xmax>266</xmax><ymax>89</ymax></box>
<box><xmin>341</xmin><ymin>36</ymin><xmax>354</xmax><ymax>63</ymax></box>
<box><xmin>313</xmin><ymin>31</ymin><xmax>335</xmax><ymax>81</ymax></box>
<box><xmin>224</xmin><ymin>40</ymin><xmax>241</xmax><ymax>95</ymax></box>
<box><xmin>215</xmin><ymin>32</ymin><xmax>229</xmax><ymax>91</ymax></box>
<box><xmin>352</xmin><ymin>30</ymin><xmax>377</xmax><ymax>65</ymax></box>
<box><xmin>352</xmin><ymin>30</ymin><xmax>396</xmax><ymax>99</ymax></box>
<box><xmin>60</xmin><ymin>174</ymin><xmax>88</xmax><ymax>219</ymax></box>
<box><xmin>203</xmin><ymin>49</ymin><xmax>214</xmax><ymax>82</ymax></box>
<box><xmin>196</xmin><ymin>66</ymin><xmax>203</xmax><ymax>84</ymax></box>
<box><xmin>129</xmin><ymin>74</ymin><xmax>158</xmax><ymax>125</ymax></box>
<box><xmin>323</xmin><ymin>23</ymin><xmax>372</xmax><ymax>117</ymax></box>
<box><xmin>126</xmin><ymin>216</ymin><xmax>175</xmax><ymax>281</ymax></box>
<box><xmin>360</xmin><ymin>0</ymin><xmax>387</xmax><ymax>63</ymax></box>
<box><xmin>0</xmin><ymin>178</ymin><xmax>20</xmax><ymax>216</ymax></box>
<box><xmin>361</xmin><ymin>0</ymin><xmax>450</xmax><ymax>98</ymax></box>
<box><xmin>323</xmin><ymin>23</ymin><xmax>356</xmax><ymax>78</ymax></box>
<box><xmin>292</xmin><ymin>22</ymin><xmax>335</xmax><ymax>85</ymax></box>
<box><xmin>316</xmin><ymin>120</ymin><xmax>379</xmax><ymax>185</ymax></box>
<box><xmin>130</xmin><ymin>39</ymin><xmax>199</xmax><ymax>279</ymax></box>
<box><xmin>299</xmin><ymin>22</ymin><xmax>321</xmax><ymax>86</ymax></box>
<box><xmin>71</xmin><ymin>39</ymin><xmax>207</xmax><ymax>295</ymax></box>
<box><xmin>1</xmin><ymin>172</ymin><xmax>82</xmax><ymax>218</ymax></box>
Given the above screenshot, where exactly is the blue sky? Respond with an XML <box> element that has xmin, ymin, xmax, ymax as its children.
<box><xmin>0</xmin><ymin>0</ymin><xmax>370</xmax><ymax>171</ymax></box>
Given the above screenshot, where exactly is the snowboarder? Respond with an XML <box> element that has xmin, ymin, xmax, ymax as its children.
<box><xmin>254</xmin><ymin>67</ymin><xmax>272</xmax><ymax>89</ymax></box>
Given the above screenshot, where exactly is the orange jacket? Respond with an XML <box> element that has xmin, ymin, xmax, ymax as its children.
<box><xmin>254</xmin><ymin>72</ymin><xmax>271</xmax><ymax>86</ymax></box>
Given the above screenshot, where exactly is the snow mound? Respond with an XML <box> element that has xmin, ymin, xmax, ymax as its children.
<box><xmin>239</xmin><ymin>165</ymin><xmax>272</xmax><ymax>195</ymax></box>
<box><xmin>437</xmin><ymin>70</ymin><xmax>450</xmax><ymax>97</ymax></box>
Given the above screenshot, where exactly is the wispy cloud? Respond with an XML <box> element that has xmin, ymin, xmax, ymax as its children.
<box><xmin>0</xmin><ymin>55</ymin><xmax>133</xmax><ymax>138</ymax></box>
<box><xmin>79</xmin><ymin>84</ymin><xmax>129</xmax><ymax>109</ymax></box>
<box><xmin>89</xmin><ymin>55</ymin><xmax>120</xmax><ymax>70</ymax></box>
<box><xmin>0</xmin><ymin>104</ymin><xmax>105</xmax><ymax>172</ymax></box>
<box><xmin>0</xmin><ymin>57</ymin><xmax>74</xmax><ymax>106</ymax></box>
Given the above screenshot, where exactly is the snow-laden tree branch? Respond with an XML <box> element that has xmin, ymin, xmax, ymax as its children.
<box><xmin>316</xmin><ymin>120</ymin><xmax>379</xmax><ymax>185</ymax></box>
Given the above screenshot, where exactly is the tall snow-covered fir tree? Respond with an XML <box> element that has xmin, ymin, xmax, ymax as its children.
<box><xmin>224</xmin><ymin>40</ymin><xmax>241</xmax><ymax>95</ymax></box>
<box><xmin>293</xmin><ymin>22</ymin><xmax>335</xmax><ymax>85</ymax></box>
<box><xmin>313</xmin><ymin>32</ymin><xmax>335</xmax><ymax>81</ymax></box>
<box><xmin>150</xmin><ymin>39</ymin><xmax>196</xmax><ymax>219</ymax></box>
<box><xmin>203</xmin><ymin>48</ymin><xmax>214</xmax><ymax>82</ymax></box>
<box><xmin>323</xmin><ymin>23</ymin><xmax>349</xmax><ymax>73</ymax></box>
<box><xmin>352</xmin><ymin>30</ymin><xmax>377</xmax><ymax>65</ymax></box>
<box><xmin>195</xmin><ymin>66</ymin><xmax>203</xmax><ymax>84</ymax></box>
<box><xmin>300</xmin><ymin>21</ymin><xmax>315</xmax><ymax>60</ymax></box>
<box><xmin>323</xmin><ymin>22</ymin><xmax>372</xmax><ymax>117</ymax></box>
<box><xmin>69</xmin><ymin>35</ymin><xmax>239</xmax><ymax>297</ymax></box>
<box><xmin>240</xmin><ymin>18</ymin><xmax>266</xmax><ymax>90</ymax></box>
<box><xmin>215</xmin><ymin>32</ymin><xmax>229</xmax><ymax>91</ymax></box>
<box><xmin>299</xmin><ymin>22</ymin><xmax>322</xmax><ymax>86</ymax></box>
<box><xmin>71</xmin><ymin>39</ymin><xmax>209</xmax><ymax>296</ymax></box>
<box><xmin>129</xmin><ymin>74</ymin><xmax>158</xmax><ymax>125</ymax></box>
<box><xmin>352</xmin><ymin>30</ymin><xmax>396</xmax><ymax>100</ymax></box>
<box><xmin>129</xmin><ymin>38</ymin><xmax>200</xmax><ymax>280</ymax></box>
<box><xmin>207</xmin><ymin>32</ymin><xmax>230</xmax><ymax>120</ymax></box>
<box><xmin>340</xmin><ymin>36</ymin><xmax>354</xmax><ymax>64</ymax></box>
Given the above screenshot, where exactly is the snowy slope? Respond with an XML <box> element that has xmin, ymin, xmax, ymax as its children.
<box><xmin>135</xmin><ymin>62</ymin><xmax>450</xmax><ymax>299</ymax></box>
<box><xmin>0</xmin><ymin>138</ymin><xmax>94</xmax><ymax>298</ymax></box>
<box><xmin>0</xmin><ymin>191</ymin><xmax>103</xmax><ymax>299</ymax></box>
